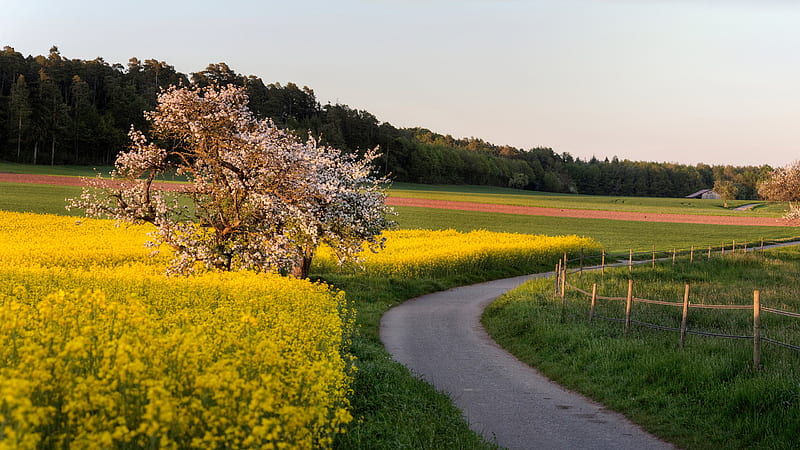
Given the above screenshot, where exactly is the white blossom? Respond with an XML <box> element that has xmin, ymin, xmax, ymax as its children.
<box><xmin>69</xmin><ymin>85</ymin><xmax>394</xmax><ymax>277</ymax></box>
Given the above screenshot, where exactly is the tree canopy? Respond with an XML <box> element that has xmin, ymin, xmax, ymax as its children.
<box><xmin>69</xmin><ymin>85</ymin><xmax>393</xmax><ymax>278</ymax></box>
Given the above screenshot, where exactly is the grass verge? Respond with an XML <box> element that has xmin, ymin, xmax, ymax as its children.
<box><xmin>483</xmin><ymin>248</ymin><xmax>800</xmax><ymax>449</ymax></box>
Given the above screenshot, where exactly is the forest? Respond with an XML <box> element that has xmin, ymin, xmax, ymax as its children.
<box><xmin>0</xmin><ymin>45</ymin><xmax>772</xmax><ymax>199</ymax></box>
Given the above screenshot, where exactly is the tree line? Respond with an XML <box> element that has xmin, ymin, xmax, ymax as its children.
<box><xmin>0</xmin><ymin>46</ymin><xmax>773</xmax><ymax>199</ymax></box>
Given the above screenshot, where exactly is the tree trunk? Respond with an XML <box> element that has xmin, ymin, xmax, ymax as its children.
<box><xmin>291</xmin><ymin>248</ymin><xmax>315</xmax><ymax>279</ymax></box>
<box><xmin>51</xmin><ymin>136</ymin><xmax>56</xmax><ymax>166</ymax></box>
<box><xmin>16</xmin><ymin>115</ymin><xmax>22</xmax><ymax>160</ymax></box>
<box><xmin>33</xmin><ymin>140</ymin><xmax>38</xmax><ymax>165</ymax></box>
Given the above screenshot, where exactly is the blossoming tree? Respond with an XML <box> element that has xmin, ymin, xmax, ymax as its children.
<box><xmin>758</xmin><ymin>161</ymin><xmax>800</xmax><ymax>220</ymax></box>
<box><xmin>70</xmin><ymin>85</ymin><xmax>393</xmax><ymax>277</ymax></box>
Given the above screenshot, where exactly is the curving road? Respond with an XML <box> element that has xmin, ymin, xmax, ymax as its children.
<box><xmin>380</xmin><ymin>273</ymin><xmax>675</xmax><ymax>450</ymax></box>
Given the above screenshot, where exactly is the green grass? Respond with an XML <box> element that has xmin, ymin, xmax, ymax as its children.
<box><xmin>394</xmin><ymin>205</ymin><xmax>798</xmax><ymax>253</ymax></box>
<box><xmin>0</xmin><ymin>182</ymin><xmax>85</xmax><ymax>216</ymax></box>
<box><xmin>389</xmin><ymin>182</ymin><xmax>787</xmax><ymax>217</ymax></box>
<box><xmin>0</xmin><ymin>161</ymin><xmax>114</xmax><ymax>177</ymax></box>
<box><xmin>483</xmin><ymin>249</ymin><xmax>800</xmax><ymax>449</ymax></box>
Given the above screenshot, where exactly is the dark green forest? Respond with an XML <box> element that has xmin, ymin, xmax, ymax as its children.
<box><xmin>0</xmin><ymin>46</ymin><xmax>772</xmax><ymax>199</ymax></box>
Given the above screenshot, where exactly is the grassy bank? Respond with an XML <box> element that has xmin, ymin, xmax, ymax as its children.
<box><xmin>483</xmin><ymin>248</ymin><xmax>800</xmax><ymax>449</ymax></box>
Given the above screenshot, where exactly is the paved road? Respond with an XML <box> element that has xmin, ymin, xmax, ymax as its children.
<box><xmin>381</xmin><ymin>273</ymin><xmax>676</xmax><ymax>450</ymax></box>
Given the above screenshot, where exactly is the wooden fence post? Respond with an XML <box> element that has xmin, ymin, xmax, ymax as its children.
<box><xmin>589</xmin><ymin>283</ymin><xmax>597</xmax><ymax>321</ymax></box>
<box><xmin>560</xmin><ymin>267</ymin><xmax>567</xmax><ymax>304</ymax></box>
<box><xmin>680</xmin><ymin>284</ymin><xmax>690</xmax><ymax>349</ymax></box>
<box><xmin>760</xmin><ymin>237</ymin><xmax>764</xmax><ymax>251</ymax></box>
<box><xmin>652</xmin><ymin>245</ymin><xmax>656</xmax><ymax>268</ymax></box>
<box><xmin>708</xmin><ymin>245</ymin><xmax>712</xmax><ymax>260</ymax></box>
<box><xmin>722</xmin><ymin>242</ymin><xmax>725</xmax><ymax>256</ymax></box>
<box><xmin>629</xmin><ymin>248</ymin><xmax>633</xmax><ymax>273</ymax></box>
<box><xmin>733</xmin><ymin>240</ymin><xmax>736</xmax><ymax>253</ymax></box>
<box><xmin>690</xmin><ymin>245</ymin><xmax>694</xmax><ymax>264</ymax></box>
<box><xmin>601</xmin><ymin>249</ymin><xmax>606</xmax><ymax>275</ymax></box>
<box><xmin>672</xmin><ymin>248</ymin><xmax>676</xmax><ymax>265</ymax></box>
<box><xmin>624</xmin><ymin>279</ymin><xmax>634</xmax><ymax>336</ymax></box>
<box><xmin>580</xmin><ymin>248</ymin><xmax>584</xmax><ymax>274</ymax></box>
<box><xmin>555</xmin><ymin>262</ymin><xmax>560</xmax><ymax>296</ymax></box>
<box><xmin>754</xmin><ymin>290</ymin><xmax>761</xmax><ymax>370</ymax></box>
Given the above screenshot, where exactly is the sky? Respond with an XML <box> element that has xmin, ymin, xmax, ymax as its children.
<box><xmin>3</xmin><ymin>0</ymin><xmax>799</xmax><ymax>167</ymax></box>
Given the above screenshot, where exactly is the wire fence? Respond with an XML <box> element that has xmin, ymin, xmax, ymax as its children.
<box><xmin>552</xmin><ymin>236</ymin><xmax>800</xmax><ymax>369</ymax></box>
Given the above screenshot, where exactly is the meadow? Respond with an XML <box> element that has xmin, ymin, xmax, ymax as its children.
<box><xmin>483</xmin><ymin>249</ymin><xmax>800</xmax><ymax>449</ymax></box>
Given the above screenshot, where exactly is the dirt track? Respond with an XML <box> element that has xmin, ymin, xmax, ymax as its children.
<box><xmin>2</xmin><ymin>173</ymin><xmax>794</xmax><ymax>227</ymax></box>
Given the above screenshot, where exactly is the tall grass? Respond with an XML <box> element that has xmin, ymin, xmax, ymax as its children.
<box><xmin>483</xmin><ymin>248</ymin><xmax>800</xmax><ymax>449</ymax></box>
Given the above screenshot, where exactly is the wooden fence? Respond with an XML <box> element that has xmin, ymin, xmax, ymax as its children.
<box><xmin>553</xmin><ymin>238</ymin><xmax>800</xmax><ymax>369</ymax></box>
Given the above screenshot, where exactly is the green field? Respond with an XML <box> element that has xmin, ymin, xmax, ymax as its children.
<box><xmin>0</xmin><ymin>161</ymin><xmax>114</xmax><ymax>177</ymax></box>
<box><xmin>0</xmin><ymin>162</ymin><xmax>788</xmax><ymax>218</ymax></box>
<box><xmin>390</xmin><ymin>182</ymin><xmax>787</xmax><ymax>217</ymax></box>
<box><xmin>1</xmin><ymin>182</ymin><xmax>796</xmax><ymax>253</ymax></box>
<box><xmin>395</xmin><ymin>205</ymin><xmax>798</xmax><ymax>253</ymax></box>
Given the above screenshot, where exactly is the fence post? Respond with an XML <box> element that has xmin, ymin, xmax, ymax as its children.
<box><xmin>708</xmin><ymin>245</ymin><xmax>712</xmax><ymax>260</ymax></box>
<box><xmin>690</xmin><ymin>245</ymin><xmax>694</xmax><ymax>264</ymax></box>
<box><xmin>624</xmin><ymin>279</ymin><xmax>633</xmax><ymax>336</ymax></box>
<box><xmin>555</xmin><ymin>262</ymin><xmax>560</xmax><ymax>296</ymax></box>
<box><xmin>761</xmin><ymin>237</ymin><xmax>764</xmax><ymax>251</ymax></box>
<box><xmin>733</xmin><ymin>240</ymin><xmax>736</xmax><ymax>253</ymax></box>
<box><xmin>580</xmin><ymin>248</ymin><xmax>584</xmax><ymax>274</ymax></box>
<box><xmin>680</xmin><ymin>284</ymin><xmax>690</xmax><ymax>349</ymax></box>
<box><xmin>560</xmin><ymin>267</ymin><xmax>567</xmax><ymax>304</ymax></box>
<box><xmin>601</xmin><ymin>249</ymin><xmax>606</xmax><ymax>275</ymax></box>
<box><xmin>672</xmin><ymin>248</ymin><xmax>676</xmax><ymax>265</ymax></box>
<box><xmin>589</xmin><ymin>283</ymin><xmax>597</xmax><ymax>321</ymax></box>
<box><xmin>722</xmin><ymin>242</ymin><xmax>725</xmax><ymax>256</ymax></box>
<box><xmin>629</xmin><ymin>248</ymin><xmax>633</xmax><ymax>273</ymax></box>
<box><xmin>754</xmin><ymin>290</ymin><xmax>761</xmax><ymax>370</ymax></box>
<box><xmin>743</xmin><ymin>241</ymin><xmax>747</xmax><ymax>253</ymax></box>
<box><xmin>652</xmin><ymin>245</ymin><xmax>656</xmax><ymax>268</ymax></box>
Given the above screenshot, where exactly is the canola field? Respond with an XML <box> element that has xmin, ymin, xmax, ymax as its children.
<box><xmin>0</xmin><ymin>211</ymin><xmax>597</xmax><ymax>449</ymax></box>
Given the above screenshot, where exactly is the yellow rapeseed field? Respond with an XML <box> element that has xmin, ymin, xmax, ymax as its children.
<box><xmin>0</xmin><ymin>211</ymin><xmax>598</xmax><ymax>449</ymax></box>
<box><xmin>0</xmin><ymin>212</ymin><xmax>354</xmax><ymax>449</ymax></box>
<box><xmin>314</xmin><ymin>229</ymin><xmax>599</xmax><ymax>278</ymax></box>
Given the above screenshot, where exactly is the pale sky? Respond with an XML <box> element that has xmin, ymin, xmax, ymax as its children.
<box><xmin>3</xmin><ymin>0</ymin><xmax>799</xmax><ymax>167</ymax></box>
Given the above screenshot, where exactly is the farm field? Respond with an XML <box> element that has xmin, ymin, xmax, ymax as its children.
<box><xmin>0</xmin><ymin>180</ymin><xmax>796</xmax><ymax>253</ymax></box>
<box><xmin>483</xmin><ymin>249</ymin><xmax>800</xmax><ymax>449</ymax></box>
<box><xmin>0</xmin><ymin>206</ymin><xmax>594</xmax><ymax>448</ymax></box>
<box><xmin>395</xmin><ymin>205</ymin><xmax>798</xmax><ymax>253</ymax></box>
<box><xmin>390</xmin><ymin>182</ymin><xmax>788</xmax><ymax>217</ymax></box>
<box><xmin>2</xmin><ymin>166</ymin><xmax>800</xmax><ymax>448</ymax></box>
<box><xmin>0</xmin><ymin>163</ymin><xmax>788</xmax><ymax>218</ymax></box>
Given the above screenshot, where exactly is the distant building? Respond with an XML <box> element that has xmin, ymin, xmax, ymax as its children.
<box><xmin>685</xmin><ymin>189</ymin><xmax>721</xmax><ymax>200</ymax></box>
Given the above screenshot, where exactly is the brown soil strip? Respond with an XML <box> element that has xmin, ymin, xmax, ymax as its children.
<box><xmin>2</xmin><ymin>173</ymin><xmax>794</xmax><ymax>227</ymax></box>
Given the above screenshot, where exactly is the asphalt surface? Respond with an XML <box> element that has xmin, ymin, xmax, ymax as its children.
<box><xmin>380</xmin><ymin>273</ymin><xmax>676</xmax><ymax>450</ymax></box>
